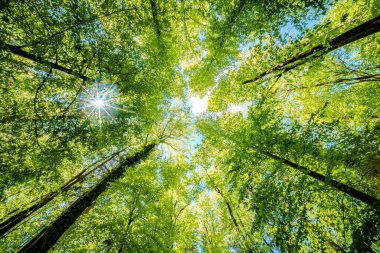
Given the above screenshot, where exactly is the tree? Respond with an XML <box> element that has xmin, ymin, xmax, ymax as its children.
<box><xmin>242</xmin><ymin>14</ymin><xmax>380</xmax><ymax>85</ymax></box>
<box><xmin>0</xmin><ymin>148</ymin><xmax>126</xmax><ymax>238</ymax></box>
<box><xmin>262</xmin><ymin>150</ymin><xmax>378</xmax><ymax>205</ymax></box>
<box><xmin>19</xmin><ymin>142</ymin><xmax>157</xmax><ymax>253</ymax></box>
<box><xmin>1</xmin><ymin>0</ymin><xmax>379</xmax><ymax>252</ymax></box>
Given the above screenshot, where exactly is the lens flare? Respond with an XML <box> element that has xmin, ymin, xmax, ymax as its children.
<box><xmin>78</xmin><ymin>80</ymin><xmax>120</xmax><ymax>126</ymax></box>
<box><xmin>93</xmin><ymin>99</ymin><xmax>105</xmax><ymax>108</ymax></box>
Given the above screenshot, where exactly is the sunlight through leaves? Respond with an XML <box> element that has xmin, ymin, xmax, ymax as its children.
<box><xmin>78</xmin><ymin>80</ymin><xmax>121</xmax><ymax>126</ymax></box>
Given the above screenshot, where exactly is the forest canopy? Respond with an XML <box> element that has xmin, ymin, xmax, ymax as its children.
<box><xmin>0</xmin><ymin>0</ymin><xmax>379</xmax><ymax>252</ymax></box>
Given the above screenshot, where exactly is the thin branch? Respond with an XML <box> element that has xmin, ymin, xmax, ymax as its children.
<box><xmin>19</xmin><ymin>7</ymin><xmax>144</xmax><ymax>48</ymax></box>
<box><xmin>287</xmin><ymin>73</ymin><xmax>380</xmax><ymax>92</ymax></box>
<box><xmin>33</xmin><ymin>67</ymin><xmax>53</xmax><ymax>152</ymax></box>
<box><xmin>28</xmin><ymin>1</ymin><xmax>52</xmax><ymax>37</ymax></box>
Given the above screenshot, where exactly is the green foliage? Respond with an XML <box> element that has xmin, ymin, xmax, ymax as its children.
<box><xmin>0</xmin><ymin>0</ymin><xmax>379</xmax><ymax>252</ymax></box>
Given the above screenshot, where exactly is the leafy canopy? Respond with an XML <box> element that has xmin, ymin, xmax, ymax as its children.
<box><xmin>0</xmin><ymin>0</ymin><xmax>379</xmax><ymax>252</ymax></box>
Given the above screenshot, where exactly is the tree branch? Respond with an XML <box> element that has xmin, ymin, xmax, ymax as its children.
<box><xmin>243</xmin><ymin>15</ymin><xmax>380</xmax><ymax>85</ymax></box>
<box><xmin>33</xmin><ymin>67</ymin><xmax>53</xmax><ymax>152</ymax></box>
<box><xmin>3</xmin><ymin>44</ymin><xmax>90</xmax><ymax>81</ymax></box>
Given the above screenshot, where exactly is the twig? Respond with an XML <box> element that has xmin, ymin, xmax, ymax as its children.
<box><xmin>34</xmin><ymin>67</ymin><xmax>53</xmax><ymax>152</ymax></box>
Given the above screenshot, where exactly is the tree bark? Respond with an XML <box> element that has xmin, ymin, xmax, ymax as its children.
<box><xmin>208</xmin><ymin>175</ymin><xmax>258</xmax><ymax>253</ymax></box>
<box><xmin>18</xmin><ymin>143</ymin><xmax>156</xmax><ymax>253</ymax></box>
<box><xmin>0</xmin><ymin>149</ymin><xmax>125</xmax><ymax>238</ymax></box>
<box><xmin>206</xmin><ymin>174</ymin><xmax>240</xmax><ymax>230</ymax></box>
<box><xmin>243</xmin><ymin>15</ymin><xmax>380</xmax><ymax>85</ymax></box>
<box><xmin>263</xmin><ymin>151</ymin><xmax>378</xmax><ymax>205</ymax></box>
<box><xmin>286</xmin><ymin>73</ymin><xmax>380</xmax><ymax>91</ymax></box>
<box><xmin>149</xmin><ymin>0</ymin><xmax>161</xmax><ymax>38</ymax></box>
<box><xmin>2</xmin><ymin>44</ymin><xmax>90</xmax><ymax>81</ymax></box>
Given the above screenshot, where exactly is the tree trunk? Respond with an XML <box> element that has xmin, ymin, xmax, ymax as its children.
<box><xmin>0</xmin><ymin>149</ymin><xmax>125</xmax><ymax>238</ymax></box>
<box><xmin>149</xmin><ymin>0</ymin><xmax>161</xmax><ymax>38</ymax></box>
<box><xmin>2</xmin><ymin>44</ymin><xmax>90</xmax><ymax>81</ymax></box>
<box><xmin>18</xmin><ymin>143</ymin><xmax>156</xmax><ymax>253</ymax></box>
<box><xmin>207</xmin><ymin>174</ymin><xmax>258</xmax><ymax>252</ymax></box>
<box><xmin>263</xmin><ymin>151</ymin><xmax>378</xmax><ymax>205</ymax></box>
<box><xmin>206</xmin><ymin>174</ymin><xmax>240</xmax><ymax>230</ymax></box>
<box><xmin>243</xmin><ymin>15</ymin><xmax>380</xmax><ymax>85</ymax></box>
<box><xmin>286</xmin><ymin>73</ymin><xmax>380</xmax><ymax>91</ymax></box>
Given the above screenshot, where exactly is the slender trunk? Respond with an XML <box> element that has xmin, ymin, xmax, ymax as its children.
<box><xmin>18</xmin><ymin>143</ymin><xmax>156</xmax><ymax>253</ymax></box>
<box><xmin>207</xmin><ymin>174</ymin><xmax>257</xmax><ymax>252</ymax></box>
<box><xmin>329</xmin><ymin>241</ymin><xmax>346</xmax><ymax>253</ymax></box>
<box><xmin>263</xmin><ymin>151</ymin><xmax>378</xmax><ymax>205</ymax></box>
<box><xmin>212</xmin><ymin>183</ymin><xmax>258</xmax><ymax>253</ymax></box>
<box><xmin>0</xmin><ymin>149</ymin><xmax>125</xmax><ymax>238</ymax></box>
<box><xmin>2</xmin><ymin>44</ymin><xmax>90</xmax><ymax>81</ymax></box>
<box><xmin>243</xmin><ymin>15</ymin><xmax>380</xmax><ymax>85</ymax></box>
<box><xmin>223</xmin><ymin>197</ymin><xmax>240</xmax><ymax>230</ymax></box>
<box><xmin>150</xmin><ymin>0</ymin><xmax>161</xmax><ymax>38</ymax></box>
<box><xmin>207</xmin><ymin>175</ymin><xmax>240</xmax><ymax>230</ymax></box>
<box><xmin>286</xmin><ymin>73</ymin><xmax>380</xmax><ymax>91</ymax></box>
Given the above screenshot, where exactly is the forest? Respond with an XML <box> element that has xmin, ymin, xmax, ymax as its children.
<box><xmin>0</xmin><ymin>0</ymin><xmax>379</xmax><ymax>252</ymax></box>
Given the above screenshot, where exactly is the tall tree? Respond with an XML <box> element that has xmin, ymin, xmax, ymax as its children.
<box><xmin>1</xmin><ymin>0</ymin><xmax>379</xmax><ymax>252</ymax></box>
<box><xmin>242</xmin><ymin>15</ymin><xmax>380</xmax><ymax>85</ymax></box>
<box><xmin>19</xmin><ymin>142</ymin><xmax>157</xmax><ymax>253</ymax></box>
<box><xmin>0</xmin><ymin>148</ymin><xmax>126</xmax><ymax>238</ymax></box>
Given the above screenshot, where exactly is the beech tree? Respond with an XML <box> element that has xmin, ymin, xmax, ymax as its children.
<box><xmin>1</xmin><ymin>0</ymin><xmax>379</xmax><ymax>252</ymax></box>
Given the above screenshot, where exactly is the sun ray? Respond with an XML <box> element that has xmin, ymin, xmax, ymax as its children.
<box><xmin>101</xmin><ymin>107</ymin><xmax>113</xmax><ymax>118</ymax></box>
<box><xmin>78</xmin><ymin>80</ymin><xmax>122</xmax><ymax>126</ymax></box>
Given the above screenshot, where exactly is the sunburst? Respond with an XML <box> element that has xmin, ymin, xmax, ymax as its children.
<box><xmin>78</xmin><ymin>80</ymin><xmax>120</xmax><ymax>126</ymax></box>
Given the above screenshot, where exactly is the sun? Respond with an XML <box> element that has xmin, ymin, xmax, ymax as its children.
<box><xmin>78</xmin><ymin>80</ymin><xmax>120</xmax><ymax>126</ymax></box>
<box><xmin>93</xmin><ymin>99</ymin><xmax>105</xmax><ymax>108</ymax></box>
